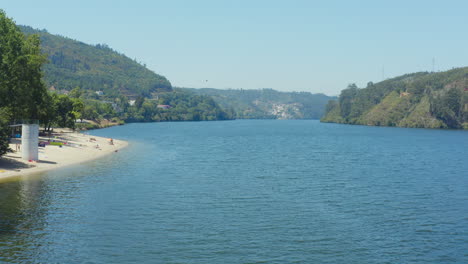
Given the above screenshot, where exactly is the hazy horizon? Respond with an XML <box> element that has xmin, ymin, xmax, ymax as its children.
<box><xmin>3</xmin><ymin>0</ymin><xmax>468</xmax><ymax>96</ymax></box>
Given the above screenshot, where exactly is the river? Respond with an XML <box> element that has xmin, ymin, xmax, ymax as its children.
<box><xmin>1</xmin><ymin>120</ymin><xmax>467</xmax><ymax>263</ymax></box>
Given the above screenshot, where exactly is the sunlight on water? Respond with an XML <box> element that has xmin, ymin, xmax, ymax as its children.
<box><xmin>1</xmin><ymin>120</ymin><xmax>467</xmax><ymax>263</ymax></box>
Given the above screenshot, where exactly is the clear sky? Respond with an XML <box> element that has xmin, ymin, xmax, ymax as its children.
<box><xmin>2</xmin><ymin>0</ymin><xmax>468</xmax><ymax>95</ymax></box>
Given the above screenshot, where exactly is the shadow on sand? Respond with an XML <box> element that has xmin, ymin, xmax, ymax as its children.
<box><xmin>0</xmin><ymin>157</ymin><xmax>35</xmax><ymax>171</ymax></box>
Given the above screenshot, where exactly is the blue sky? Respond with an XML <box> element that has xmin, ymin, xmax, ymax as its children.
<box><xmin>2</xmin><ymin>0</ymin><xmax>468</xmax><ymax>95</ymax></box>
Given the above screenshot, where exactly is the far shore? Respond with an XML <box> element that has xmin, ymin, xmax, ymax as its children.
<box><xmin>0</xmin><ymin>130</ymin><xmax>128</xmax><ymax>182</ymax></box>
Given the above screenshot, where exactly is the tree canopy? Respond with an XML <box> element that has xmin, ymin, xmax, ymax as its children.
<box><xmin>178</xmin><ymin>87</ymin><xmax>335</xmax><ymax>119</ymax></box>
<box><xmin>0</xmin><ymin>10</ymin><xmax>50</xmax><ymax>156</ymax></box>
<box><xmin>20</xmin><ymin>25</ymin><xmax>173</xmax><ymax>98</ymax></box>
<box><xmin>0</xmin><ymin>11</ymin><xmax>48</xmax><ymax>123</ymax></box>
<box><xmin>321</xmin><ymin>68</ymin><xmax>468</xmax><ymax>129</ymax></box>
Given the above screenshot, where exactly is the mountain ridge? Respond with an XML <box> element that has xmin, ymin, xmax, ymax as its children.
<box><xmin>321</xmin><ymin>68</ymin><xmax>468</xmax><ymax>129</ymax></box>
<box><xmin>178</xmin><ymin>87</ymin><xmax>335</xmax><ymax>119</ymax></box>
<box><xmin>20</xmin><ymin>25</ymin><xmax>172</xmax><ymax>98</ymax></box>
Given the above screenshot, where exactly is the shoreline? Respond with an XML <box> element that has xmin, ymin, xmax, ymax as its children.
<box><xmin>0</xmin><ymin>131</ymin><xmax>128</xmax><ymax>182</ymax></box>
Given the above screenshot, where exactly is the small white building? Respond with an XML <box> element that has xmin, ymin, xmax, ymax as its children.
<box><xmin>21</xmin><ymin>122</ymin><xmax>39</xmax><ymax>161</ymax></box>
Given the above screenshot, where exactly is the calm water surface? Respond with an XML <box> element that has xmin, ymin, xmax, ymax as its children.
<box><xmin>0</xmin><ymin>120</ymin><xmax>467</xmax><ymax>263</ymax></box>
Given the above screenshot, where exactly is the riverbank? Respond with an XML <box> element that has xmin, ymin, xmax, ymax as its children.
<box><xmin>0</xmin><ymin>131</ymin><xmax>128</xmax><ymax>181</ymax></box>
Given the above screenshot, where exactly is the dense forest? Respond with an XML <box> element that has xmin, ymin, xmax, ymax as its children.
<box><xmin>15</xmin><ymin>24</ymin><xmax>333</xmax><ymax>124</ymax></box>
<box><xmin>118</xmin><ymin>90</ymin><xmax>234</xmax><ymax>122</ymax></box>
<box><xmin>18</xmin><ymin>25</ymin><xmax>233</xmax><ymax>126</ymax></box>
<box><xmin>20</xmin><ymin>26</ymin><xmax>172</xmax><ymax>98</ymax></box>
<box><xmin>321</xmin><ymin>68</ymin><xmax>468</xmax><ymax>129</ymax></box>
<box><xmin>179</xmin><ymin>88</ymin><xmax>334</xmax><ymax>119</ymax></box>
<box><xmin>19</xmin><ymin>24</ymin><xmax>334</xmax><ymax>123</ymax></box>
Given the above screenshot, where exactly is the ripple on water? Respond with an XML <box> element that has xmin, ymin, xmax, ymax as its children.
<box><xmin>0</xmin><ymin>120</ymin><xmax>467</xmax><ymax>263</ymax></box>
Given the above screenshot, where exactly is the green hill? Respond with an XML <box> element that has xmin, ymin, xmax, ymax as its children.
<box><xmin>18</xmin><ymin>25</ymin><xmax>235</xmax><ymax>123</ymax></box>
<box><xmin>178</xmin><ymin>87</ymin><xmax>335</xmax><ymax>119</ymax></box>
<box><xmin>20</xmin><ymin>26</ymin><xmax>172</xmax><ymax>98</ymax></box>
<box><xmin>321</xmin><ymin>68</ymin><xmax>468</xmax><ymax>129</ymax></box>
<box><xmin>18</xmin><ymin>25</ymin><xmax>332</xmax><ymax>123</ymax></box>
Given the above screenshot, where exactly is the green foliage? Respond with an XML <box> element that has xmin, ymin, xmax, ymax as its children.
<box><xmin>0</xmin><ymin>10</ymin><xmax>50</xmax><ymax>156</ymax></box>
<box><xmin>177</xmin><ymin>87</ymin><xmax>334</xmax><ymax>119</ymax></box>
<box><xmin>322</xmin><ymin>67</ymin><xmax>468</xmax><ymax>129</ymax></box>
<box><xmin>430</xmin><ymin>88</ymin><xmax>464</xmax><ymax>128</ymax></box>
<box><xmin>0</xmin><ymin>11</ymin><xmax>48</xmax><ymax>122</ymax></box>
<box><xmin>18</xmin><ymin>23</ymin><xmax>332</xmax><ymax>124</ymax></box>
<box><xmin>398</xmin><ymin>96</ymin><xmax>445</xmax><ymax>128</ymax></box>
<box><xmin>339</xmin><ymin>84</ymin><xmax>359</xmax><ymax>120</ymax></box>
<box><xmin>20</xmin><ymin>25</ymin><xmax>172</xmax><ymax>98</ymax></box>
<box><xmin>53</xmin><ymin>94</ymin><xmax>83</xmax><ymax>129</ymax></box>
<box><xmin>321</xmin><ymin>101</ymin><xmax>344</xmax><ymax>123</ymax></box>
<box><xmin>0</xmin><ymin>108</ymin><xmax>12</xmax><ymax>156</ymax></box>
<box><xmin>359</xmin><ymin>91</ymin><xmax>412</xmax><ymax>126</ymax></box>
<box><xmin>124</xmin><ymin>91</ymin><xmax>234</xmax><ymax>122</ymax></box>
<box><xmin>81</xmin><ymin>99</ymin><xmax>116</xmax><ymax>121</ymax></box>
<box><xmin>69</xmin><ymin>86</ymin><xmax>83</xmax><ymax>98</ymax></box>
<box><xmin>39</xmin><ymin>92</ymin><xmax>58</xmax><ymax>131</ymax></box>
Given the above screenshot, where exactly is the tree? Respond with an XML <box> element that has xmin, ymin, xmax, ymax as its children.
<box><xmin>0</xmin><ymin>10</ymin><xmax>48</xmax><ymax>156</ymax></box>
<box><xmin>55</xmin><ymin>95</ymin><xmax>77</xmax><ymax>129</ymax></box>
<box><xmin>430</xmin><ymin>88</ymin><xmax>463</xmax><ymax>128</ymax></box>
<box><xmin>0</xmin><ymin>108</ymin><xmax>12</xmax><ymax>156</ymax></box>
<box><xmin>325</xmin><ymin>100</ymin><xmax>338</xmax><ymax>113</ymax></box>
<box><xmin>82</xmin><ymin>105</ymin><xmax>100</xmax><ymax>121</ymax></box>
<box><xmin>69</xmin><ymin>86</ymin><xmax>83</xmax><ymax>99</ymax></box>
<box><xmin>39</xmin><ymin>92</ymin><xmax>58</xmax><ymax>132</ymax></box>
<box><xmin>339</xmin><ymin>84</ymin><xmax>359</xmax><ymax>119</ymax></box>
<box><xmin>0</xmin><ymin>11</ymin><xmax>48</xmax><ymax>122</ymax></box>
<box><xmin>134</xmin><ymin>96</ymin><xmax>145</xmax><ymax>109</ymax></box>
<box><xmin>72</xmin><ymin>98</ymin><xmax>84</xmax><ymax>122</ymax></box>
<box><xmin>445</xmin><ymin>88</ymin><xmax>462</xmax><ymax>115</ymax></box>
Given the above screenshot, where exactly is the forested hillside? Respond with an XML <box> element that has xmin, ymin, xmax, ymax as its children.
<box><xmin>20</xmin><ymin>26</ymin><xmax>172</xmax><ymax>98</ymax></box>
<box><xmin>321</xmin><ymin>68</ymin><xmax>468</xmax><ymax>129</ymax></box>
<box><xmin>16</xmin><ymin>26</ymin><xmax>331</xmax><ymax>123</ymax></box>
<box><xmin>16</xmin><ymin>25</ymin><xmax>233</xmax><ymax>124</ymax></box>
<box><xmin>179</xmin><ymin>88</ymin><xmax>334</xmax><ymax>119</ymax></box>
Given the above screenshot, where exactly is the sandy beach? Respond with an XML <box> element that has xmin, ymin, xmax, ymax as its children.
<box><xmin>0</xmin><ymin>131</ymin><xmax>128</xmax><ymax>181</ymax></box>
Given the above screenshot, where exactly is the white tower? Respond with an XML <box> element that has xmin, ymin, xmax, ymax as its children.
<box><xmin>21</xmin><ymin>122</ymin><xmax>39</xmax><ymax>161</ymax></box>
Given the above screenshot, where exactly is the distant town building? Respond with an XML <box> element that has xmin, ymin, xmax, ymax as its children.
<box><xmin>95</xmin><ymin>91</ymin><xmax>104</xmax><ymax>96</ymax></box>
<box><xmin>129</xmin><ymin>100</ymin><xmax>136</xmax><ymax>106</ymax></box>
<box><xmin>157</xmin><ymin>105</ymin><xmax>171</xmax><ymax>109</ymax></box>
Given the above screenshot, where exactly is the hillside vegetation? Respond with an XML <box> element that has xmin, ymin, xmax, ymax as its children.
<box><xmin>18</xmin><ymin>26</ymin><xmax>332</xmax><ymax>123</ymax></box>
<box><xmin>179</xmin><ymin>88</ymin><xmax>334</xmax><ymax>119</ymax></box>
<box><xmin>17</xmin><ymin>26</ymin><xmax>234</xmax><ymax>124</ymax></box>
<box><xmin>321</xmin><ymin>68</ymin><xmax>468</xmax><ymax>129</ymax></box>
<box><xmin>20</xmin><ymin>26</ymin><xmax>172</xmax><ymax>98</ymax></box>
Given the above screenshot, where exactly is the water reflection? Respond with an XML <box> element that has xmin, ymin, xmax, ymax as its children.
<box><xmin>0</xmin><ymin>121</ymin><xmax>466</xmax><ymax>263</ymax></box>
<box><xmin>0</xmin><ymin>176</ymin><xmax>48</xmax><ymax>262</ymax></box>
